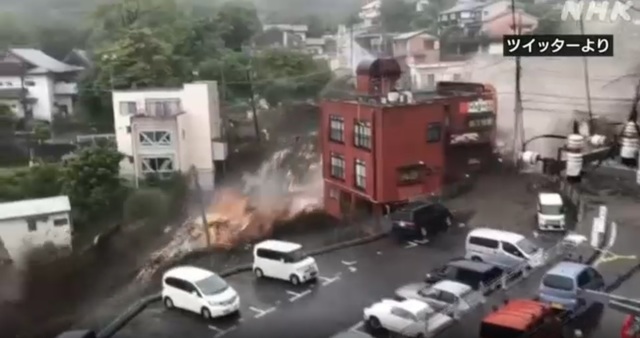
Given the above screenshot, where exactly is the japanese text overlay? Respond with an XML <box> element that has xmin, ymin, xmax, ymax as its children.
<box><xmin>503</xmin><ymin>34</ymin><xmax>614</xmax><ymax>57</ymax></box>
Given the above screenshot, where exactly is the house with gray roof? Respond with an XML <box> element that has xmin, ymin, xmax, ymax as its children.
<box><xmin>0</xmin><ymin>48</ymin><xmax>85</xmax><ymax>122</ymax></box>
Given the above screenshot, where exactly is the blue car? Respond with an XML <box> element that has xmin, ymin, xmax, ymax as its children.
<box><xmin>538</xmin><ymin>261</ymin><xmax>605</xmax><ymax>313</ymax></box>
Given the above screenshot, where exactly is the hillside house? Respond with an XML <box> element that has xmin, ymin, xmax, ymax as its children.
<box><xmin>0</xmin><ymin>48</ymin><xmax>84</xmax><ymax>121</ymax></box>
<box><xmin>0</xmin><ymin>195</ymin><xmax>72</xmax><ymax>265</ymax></box>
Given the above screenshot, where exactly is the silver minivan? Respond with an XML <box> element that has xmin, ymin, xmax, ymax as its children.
<box><xmin>465</xmin><ymin>228</ymin><xmax>544</xmax><ymax>270</ymax></box>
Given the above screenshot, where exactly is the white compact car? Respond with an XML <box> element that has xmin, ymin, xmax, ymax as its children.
<box><xmin>395</xmin><ymin>280</ymin><xmax>485</xmax><ymax>318</ymax></box>
<box><xmin>162</xmin><ymin>266</ymin><xmax>240</xmax><ymax>320</ymax></box>
<box><xmin>253</xmin><ymin>239</ymin><xmax>318</xmax><ymax>285</ymax></box>
<box><xmin>363</xmin><ymin>298</ymin><xmax>453</xmax><ymax>338</ymax></box>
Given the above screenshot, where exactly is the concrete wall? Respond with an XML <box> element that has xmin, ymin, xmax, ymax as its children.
<box><xmin>0</xmin><ymin>212</ymin><xmax>72</xmax><ymax>265</ymax></box>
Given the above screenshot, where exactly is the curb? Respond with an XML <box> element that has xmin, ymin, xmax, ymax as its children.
<box><xmin>93</xmin><ymin>231</ymin><xmax>388</xmax><ymax>338</ymax></box>
<box><xmin>96</xmin><ymin>293</ymin><xmax>161</xmax><ymax>338</ymax></box>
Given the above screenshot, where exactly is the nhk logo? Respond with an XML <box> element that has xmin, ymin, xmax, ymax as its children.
<box><xmin>561</xmin><ymin>0</ymin><xmax>638</xmax><ymax>23</ymax></box>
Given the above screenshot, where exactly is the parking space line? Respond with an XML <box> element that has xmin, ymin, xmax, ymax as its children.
<box><xmin>214</xmin><ymin>325</ymin><xmax>238</xmax><ymax>338</ymax></box>
<box><xmin>347</xmin><ymin>321</ymin><xmax>365</xmax><ymax>332</ymax></box>
<box><xmin>318</xmin><ymin>274</ymin><xmax>341</xmax><ymax>286</ymax></box>
<box><xmin>413</xmin><ymin>239</ymin><xmax>429</xmax><ymax>245</ymax></box>
<box><xmin>208</xmin><ymin>325</ymin><xmax>221</xmax><ymax>332</ymax></box>
<box><xmin>286</xmin><ymin>289</ymin><xmax>312</xmax><ymax>302</ymax></box>
<box><xmin>249</xmin><ymin>306</ymin><xmax>276</xmax><ymax>318</ymax></box>
<box><xmin>341</xmin><ymin>260</ymin><xmax>357</xmax><ymax>266</ymax></box>
<box><xmin>404</xmin><ymin>241</ymin><xmax>418</xmax><ymax>249</ymax></box>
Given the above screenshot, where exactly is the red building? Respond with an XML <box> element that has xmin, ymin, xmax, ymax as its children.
<box><xmin>320</xmin><ymin>58</ymin><xmax>497</xmax><ymax>219</ymax></box>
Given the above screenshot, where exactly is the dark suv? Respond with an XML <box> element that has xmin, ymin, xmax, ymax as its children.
<box><xmin>425</xmin><ymin>259</ymin><xmax>504</xmax><ymax>294</ymax></box>
<box><xmin>390</xmin><ymin>201</ymin><xmax>453</xmax><ymax>240</ymax></box>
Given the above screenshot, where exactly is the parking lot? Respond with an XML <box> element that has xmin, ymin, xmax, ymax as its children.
<box><xmin>112</xmin><ymin>222</ymin><xmax>577</xmax><ymax>338</ymax></box>
<box><xmin>108</xmin><ymin>173</ymin><xmax>640</xmax><ymax>338</ymax></box>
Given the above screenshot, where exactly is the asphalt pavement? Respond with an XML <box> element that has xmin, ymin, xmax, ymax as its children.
<box><xmin>112</xmin><ymin>224</ymin><xmax>572</xmax><ymax>338</ymax></box>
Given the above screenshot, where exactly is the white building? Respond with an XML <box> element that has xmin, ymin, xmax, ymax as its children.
<box><xmin>334</xmin><ymin>24</ymin><xmax>379</xmax><ymax>73</ymax></box>
<box><xmin>112</xmin><ymin>81</ymin><xmax>227</xmax><ymax>190</ymax></box>
<box><xmin>0</xmin><ymin>48</ymin><xmax>84</xmax><ymax>121</ymax></box>
<box><xmin>262</xmin><ymin>24</ymin><xmax>309</xmax><ymax>43</ymax></box>
<box><xmin>0</xmin><ymin>196</ymin><xmax>72</xmax><ymax>265</ymax></box>
<box><xmin>410</xmin><ymin>61</ymin><xmax>470</xmax><ymax>89</ymax></box>
<box><xmin>359</xmin><ymin>0</ymin><xmax>382</xmax><ymax>27</ymax></box>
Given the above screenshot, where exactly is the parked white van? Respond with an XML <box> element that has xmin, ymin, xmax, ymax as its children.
<box><xmin>465</xmin><ymin>228</ymin><xmax>544</xmax><ymax>270</ymax></box>
<box><xmin>253</xmin><ymin>239</ymin><xmax>318</xmax><ymax>285</ymax></box>
<box><xmin>537</xmin><ymin>192</ymin><xmax>566</xmax><ymax>231</ymax></box>
<box><xmin>162</xmin><ymin>266</ymin><xmax>240</xmax><ymax>320</ymax></box>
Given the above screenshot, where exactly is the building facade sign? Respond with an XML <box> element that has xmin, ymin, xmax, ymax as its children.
<box><xmin>460</xmin><ymin>99</ymin><xmax>494</xmax><ymax>114</ymax></box>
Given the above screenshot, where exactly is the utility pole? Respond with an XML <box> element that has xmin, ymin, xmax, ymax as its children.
<box><xmin>246</xmin><ymin>59</ymin><xmax>260</xmax><ymax>143</ymax></box>
<box><xmin>19</xmin><ymin>61</ymin><xmax>34</xmax><ymax>165</ymax></box>
<box><xmin>511</xmin><ymin>3</ymin><xmax>524</xmax><ymax>169</ymax></box>
<box><xmin>191</xmin><ymin>166</ymin><xmax>211</xmax><ymax>247</ymax></box>
<box><xmin>579</xmin><ymin>16</ymin><xmax>593</xmax><ymax>133</ymax></box>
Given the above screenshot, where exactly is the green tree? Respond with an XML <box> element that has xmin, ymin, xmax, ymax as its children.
<box><xmin>62</xmin><ymin>146</ymin><xmax>125</xmax><ymax>225</ymax></box>
<box><xmin>19</xmin><ymin>163</ymin><xmax>64</xmax><ymax>199</ymax></box>
<box><xmin>253</xmin><ymin>49</ymin><xmax>332</xmax><ymax>106</ymax></box>
<box><xmin>123</xmin><ymin>187</ymin><xmax>169</xmax><ymax>226</ymax></box>
<box><xmin>380</xmin><ymin>0</ymin><xmax>418</xmax><ymax>32</ymax></box>
<box><xmin>216</xmin><ymin>2</ymin><xmax>262</xmax><ymax>51</ymax></box>
<box><xmin>0</xmin><ymin>104</ymin><xmax>16</xmax><ymax>132</ymax></box>
<box><xmin>94</xmin><ymin>27</ymin><xmax>182</xmax><ymax>90</ymax></box>
<box><xmin>0</xmin><ymin>12</ymin><xmax>31</xmax><ymax>49</ymax></box>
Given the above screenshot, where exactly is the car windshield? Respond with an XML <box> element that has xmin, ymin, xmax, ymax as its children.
<box><xmin>516</xmin><ymin>238</ymin><xmax>539</xmax><ymax>255</ymax></box>
<box><xmin>418</xmin><ymin>286</ymin><xmax>434</xmax><ymax>298</ymax></box>
<box><xmin>195</xmin><ymin>274</ymin><xmax>229</xmax><ymax>295</ymax></box>
<box><xmin>287</xmin><ymin>249</ymin><xmax>308</xmax><ymax>262</ymax></box>
<box><xmin>542</xmin><ymin>274</ymin><xmax>575</xmax><ymax>291</ymax></box>
<box><xmin>540</xmin><ymin>204</ymin><xmax>563</xmax><ymax>215</ymax></box>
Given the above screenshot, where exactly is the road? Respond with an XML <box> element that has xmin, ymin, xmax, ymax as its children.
<box><xmin>113</xmin><ymin>224</ymin><xmax>572</xmax><ymax>338</ymax></box>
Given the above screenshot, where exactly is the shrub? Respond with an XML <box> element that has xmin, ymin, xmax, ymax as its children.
<box><xmin>123</xmin><ymin>187</ymin><xmax>170</xmax><ymax>227</ymax></box>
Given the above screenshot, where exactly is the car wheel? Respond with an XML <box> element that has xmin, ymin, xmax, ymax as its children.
<box><xmin>201</xmin><ymin>307</ymin><xmax>212</xmax><ymax>320</ymax></box>
<box><xmin>290</xmin><ymin>274</ymin><xmax>300</xmax><ymax>285</ymax></box>
<box><xmin>254</xmin><ymin>268</ymin><xmax>264</xmax><ymax>278</ymax></box>
<box><xmin>415</xmin><ymin>334</ymin><xmax>425</xmax><ymax>338</ymax></box>
<box><xmin>367</xmin><ymin>316</ymin><xmax>382</xmax><ymax>330</ymax></box>
<box><xmin>471</xmin><ymin>256</ymin><xmax>482</xmax><ymax>262</ymax></box>
<box><xmin>163</xmin><ymin>297</ymin><xmax>174</xmax><ymax>309</ymax></box>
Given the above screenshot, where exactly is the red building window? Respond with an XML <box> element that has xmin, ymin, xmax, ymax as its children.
<box><xmin>354</xmin><ymin>159</ymin><xmax>366</xmax><ymax>189</ymax></box>
<box><xmin>354</xmin><ymin>121</ymin><xmax>372</xmax><ymax>150</ymax></box>
<box><xmin>329</xmin><ymin>115</ymin><xmax>344</xmax><ymax>143</ymax></box>
<box><xmin>330</xmin><ymin>153</ymin><xmax>345</xmax><ymax>179</ymax></box>
<box><xmin>426</xmin><ymin>123</ymin><xmax>442</xmax><ymax>143</ymax></box>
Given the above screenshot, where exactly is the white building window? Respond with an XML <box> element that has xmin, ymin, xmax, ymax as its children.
<box><xmin>25</xmin><ymin>80</ymin><xmax>35</xmax><ymax>87</ymax></box>
<box><xmin>355</xmin><ymin>159</ymin><xmax>366</xmax><ymax>189</ymax></box>
<box><xmin>427</xmin><ymin>74</ymin><xmax>435</xmax><ymax>87</ymax></box>
<box><xmin>141</xmin><ymin>156</ymin><xmax>175</xmax><ymax>178</ymax></box>
<box><xmin>354</xmin><ymin>121</ymin><xmax>372</xmax><ymax>149</ymax></box>
<box><xmin>453</xmin><ymin>73</ymin><xmax>462</xmax><ymax>81</ymax></box>
<box><xmin>120</xmin><ymin>101</ymin><xmax>137</xmax><ymax>115</ymax></box>
<box><xmin>27</xmin><ymin>219</ymin><xmax>37</xmax><ymax>232</ymax></box>
<box><xmin>145</xmin><ymin>99</ymin><xmax>181</xmax><ymax>117</ymax></box>
<box><xmin>139</xmin><ymin>131</ymin><xmax>172</xmax><ymax>146</ymax></box>
<box><xmin>53</xmin><ymin>218</ymin><xmax>68</xmax><ymax>226</ymax></box>
<box><xmin>330</xmin><ymin>153</ymin><xmax>345</xmax><ymax>179</ymax></box>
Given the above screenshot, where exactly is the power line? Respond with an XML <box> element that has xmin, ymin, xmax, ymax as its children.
<box><xmin>497</xmin><ymin>91</ymin><xmax>634</xmax><ymax>102</ymax></box>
